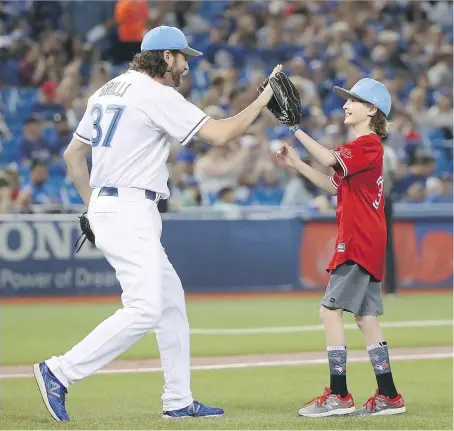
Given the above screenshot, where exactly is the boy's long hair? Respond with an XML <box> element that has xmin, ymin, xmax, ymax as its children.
<box><xmin>368</xmin><ymin>108</ymin><xmax>390</xmax><ymax>139</ymax></box>
<box><xmin>363</xmin><ymin>101</ymin><xmax>390</xmax><ymax>139</ymax></box>
<box><xmin>352</xmin><ymin>96</ymin><xmax>390</xmax><ymax>139</ymax></box>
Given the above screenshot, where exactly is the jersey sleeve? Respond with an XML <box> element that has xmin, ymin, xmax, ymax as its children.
<box><xmin>150</xmin><ymin>89</ymin><xmax>210</xmax><ymax>146</ymax></box>
<box><xmin>331</xmin><ymin>136</ymin><xmax>382</xmax><ymax>177</ymax></box>
<box><xmin>73</xmin><ymin>108</ymin><xmax>92</xmax><ymax>145</ymax></box>
<box><xmin>330</xmin><ymin>171</ymin><xmax>342</xmax><ymax>189</ymax></box>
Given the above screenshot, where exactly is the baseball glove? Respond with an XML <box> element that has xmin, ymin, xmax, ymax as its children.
<box><xmin>257</xmin><ymin>72</ymin><xmax>302</xmax><ymax>127</ymax></box>
<box><xmin>75</xmin><ymin>212</ymin><xmax>95</xmax><ymax>253</ymax></box>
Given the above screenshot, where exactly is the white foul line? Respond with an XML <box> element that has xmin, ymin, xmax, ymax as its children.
<box><xmin>0</xmin><ymin>353</ymin><xmax>451</xmax><ymax>380</ymax></box>
<box><xmin>188</xmin><ymin>320</ymin><xmax>453</xmax><ymax>335</ymax></box>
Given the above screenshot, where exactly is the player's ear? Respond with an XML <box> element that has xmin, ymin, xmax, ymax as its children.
<box><xmin>163</xmin><ymin>50</ymin><xmax>174</xmax><ymax>73</ymax></box>
<box><xmin>163</xmin><ymin>50</ymin><xmax>173</xmax><ymax>64</ymax></box>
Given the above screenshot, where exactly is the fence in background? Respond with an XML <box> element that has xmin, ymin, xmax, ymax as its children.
<box><xmin>0</xmin><ymin>204</ymin><xmax>452</xmax><ymax>297</ymax></box>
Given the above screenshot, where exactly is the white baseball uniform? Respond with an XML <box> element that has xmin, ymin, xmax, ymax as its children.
<box><xmin>46</xmin><ymin>70</ymin><xmax>210</xmax><ymax>411</ymax></box>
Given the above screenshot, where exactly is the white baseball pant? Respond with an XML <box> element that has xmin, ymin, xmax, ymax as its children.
<box><xmin>46</xmin><ymin>187</ymin><xmax>193</xmax><ymax>411</ymax></box>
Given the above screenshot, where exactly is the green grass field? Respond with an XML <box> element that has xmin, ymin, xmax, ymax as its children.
<box><xmin>0</xmin><ymin>293</ymin><xmax>453</xmax><ymax>429</ymax></box>
<box><xmin>0</xmin><ymin>360</ymin><xmax>452</xmax><ymax>429</ymax></box>
<box><xmin>1</xmin><ymin>294</ymin><xmax>452</xmax><ymax>364</ymax></box>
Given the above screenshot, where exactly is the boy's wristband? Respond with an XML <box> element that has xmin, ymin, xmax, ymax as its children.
<box><xmin>289</xmin><ymin>125</ymin><xmax>300</xmax><ymax>135</ymax></box>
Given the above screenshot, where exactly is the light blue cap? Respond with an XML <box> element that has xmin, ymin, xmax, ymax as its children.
<box><xmin>141</xmin><ymin>26</ymin><xmax>202</xmax><ymax>58</ymax></box>
<box><xmin>333</xmin><ymin>78</ymin><xmax>392</xmax><ymax>117</ymax></box>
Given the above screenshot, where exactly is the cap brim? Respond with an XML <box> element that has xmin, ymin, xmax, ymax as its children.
<box><xmin>333</xmin><ymin>86</ymin><xmax>369</xmax><ymax>104</ymax></box>
<box><xmin>180</xmin><ymin>46</ymin><xmax>203</xmax><ymax>58</ymax></box>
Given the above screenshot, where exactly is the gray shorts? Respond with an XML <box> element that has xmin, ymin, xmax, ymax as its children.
<box><xmin>321</xmin><ymin>261</ymin><xmax>383</xmax><ymax>316</ymax></box>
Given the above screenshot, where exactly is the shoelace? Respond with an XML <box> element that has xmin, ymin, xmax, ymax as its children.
<box><xmin>60</xmin><ymin>387</ymin><xmax>68</xmax><ymax>412</ymax></box>
<box><xmin>363</xmin><ymin>389</ymin><xmax>380</xmax><ymax>412</ymax></box>
<box><xmin>304</xmin><ymin>387</ymin><xmax>331</xmax><ymax>407</ymax></box>
<box><xmin>190</xmin><ymin>401</ymin><xmax>201</xmax><ymax>415</ymax></box>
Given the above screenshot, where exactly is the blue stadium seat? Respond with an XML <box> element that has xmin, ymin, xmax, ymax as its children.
<box><xmin>1</xmin><ymin>136</ymin><xmax>21</xmax><ymax>164</ymax></box>
<box><xmin>18</xmin><ymin>165</ymin><xmax>30</xmax><ymax>184</ymax></box>
<box><xmin>49</xmin><ymin>162</ymin><xmax>66</xmax><ymax>178</ymax></box>
<box><xmin>197</xmin><ymin>1</ymin><xmax>229</xmax><ymax>22</ymax></box>
<box><xmin>19</xmin><ymin>88</ymin><xmax>39</xmax><ymax>101</ymax></box>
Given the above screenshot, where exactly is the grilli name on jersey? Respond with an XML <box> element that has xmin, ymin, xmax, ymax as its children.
<box><xmin>99</xmin><ymin>81</ymin><xmax>132</xmax><ymax>98</ymax></box>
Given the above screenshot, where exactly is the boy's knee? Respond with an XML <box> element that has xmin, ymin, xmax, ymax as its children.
<box><xmin>319</xmin><ymin>305</ymin><xmax>342</xmax><ymax>322</ymax></box>
<box><xmin>319</xmin><ymin>306</ymin><xmax>327</xmax><ymax>322</ymax></box>
<box><xmin>355</xmin><ymin>315</ymin><xmax>379</xmax><ymax>330</ymax></box>
<box><xmin>355</xmin><ymin>315</ymin><xmax>365</xmax><ymax>330</ymax></box>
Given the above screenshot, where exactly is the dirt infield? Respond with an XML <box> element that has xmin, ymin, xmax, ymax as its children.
<box><xmin>1</xmin><ymin>289</ymin><xmax>451</xmax><ymax>305</ymax></box>
<box><xmin>1</xmin><ymin>346</ymin><xmax>451</xmax><ymax>378</ymax></box>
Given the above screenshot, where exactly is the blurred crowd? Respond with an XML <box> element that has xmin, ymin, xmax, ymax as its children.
<box><xmin>0</xmin><ymin>0</ymin><xmax>452</xmax><ymax>214</ymax></box>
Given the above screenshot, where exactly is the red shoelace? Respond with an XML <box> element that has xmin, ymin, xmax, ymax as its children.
<box><xmin>363</xmin><ymin>389</ymin><xmax>381</xmax><ymax>412</ymax></box>
<box><xmin>304</xmin><ymin>387</ymin><xmax>332</xmax><ymax>407</ymax></box>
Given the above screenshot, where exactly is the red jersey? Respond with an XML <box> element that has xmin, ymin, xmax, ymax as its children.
<box><xmin>327</xmin><ymin>133</ymin><xmax>387</xmax><ymax>281</ymax></box>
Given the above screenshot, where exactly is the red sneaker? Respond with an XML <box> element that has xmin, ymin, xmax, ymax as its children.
<box><xmin>298</xmin><ymin>386</ymin><xmax>355</xmax><ymax>417</ymax></box>
<box><xmin>354</xmin><ymin>389</ymin><xmax>406</xmax><ymax>416</ymax></box>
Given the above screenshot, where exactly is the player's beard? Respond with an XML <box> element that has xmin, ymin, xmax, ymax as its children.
<box><xmin>170</xmin><ymin>68</ymin><xmax>183</xmax><ymax>87</ymax></box>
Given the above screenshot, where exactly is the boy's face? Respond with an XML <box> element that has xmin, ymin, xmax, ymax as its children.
<box><xmin>343</xmin><ymin>98</ymin><xmax>375</xmax><ymax>127</ymax></box>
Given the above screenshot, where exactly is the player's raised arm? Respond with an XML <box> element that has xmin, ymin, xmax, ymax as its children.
<box><xmin>196</xmin><ymin>66</ymin><xmax>282</xmax><ymax>146</ymax></box>
<box><xmin>135</xmin><ymin>27</ymin><xmax>282</xmax><ymax>148</ymax></box>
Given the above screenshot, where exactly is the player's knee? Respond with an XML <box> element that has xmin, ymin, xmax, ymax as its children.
<box><xmin>142</xmin><ymin>309</ymin><xmax>163</xmax><ymax>329</ymax></box>
<box><xmin>132</xmin><ymin>300</ymin><xmax>163</xmax><ymax>329</ymax></box>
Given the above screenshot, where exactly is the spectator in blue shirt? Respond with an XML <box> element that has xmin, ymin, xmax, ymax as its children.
<box><xmin>15</xmin><ymin>160</ymin><xmax>61</xmax><ymax>211</ymax></box>
<box><xmin>251</xmin><ymin>170</ymin><xmax>283</xmax><ymax>206</ymax></box>
<box><xmin>51</xmin><ymin>113</ymin><xmax>72</xmax><ymax>156</ymax></box>
<box><xmin>394</xmin><ymin>154</ymin><xmax>436</xmax><ymax>202</ymax></box>
<box><xmin>0</xmin><ymin>41</ymin><xmax>20</xmax><ymax>86</ymax></box>
<box><xmin>213</xmin><ymin>186</ymin><xmax>241</xmax><ymax>212</ymax></box>
<box><xmin>423</xmin><ymin>176</ymin><xmax>453</xmax><ymax>203</ymax></box>
<box><xmin>18</xmin><ymin>114</ymin><xmax>56</xmax><ymax>166</ymax></box>
<box><xmin>46</xmin><ymin>112</ymin><xmax>73</xmax><ymax>178</ymax></box>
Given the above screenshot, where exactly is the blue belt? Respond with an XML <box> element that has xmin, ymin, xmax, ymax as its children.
<box><xmin>98</xmin><ymin>187</ymin><xmax>160</xmax><ymax>202</ymax></box>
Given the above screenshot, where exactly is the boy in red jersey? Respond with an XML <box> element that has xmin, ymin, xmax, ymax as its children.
<box><xmin>277</xmin><ymin>78</ymin><xmax>406</xmax><ymax>417</ymax></box>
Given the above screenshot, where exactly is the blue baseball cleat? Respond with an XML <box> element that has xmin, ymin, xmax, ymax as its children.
<box><xmin>163</xmin><ymin>400</ymin><xmax>224</xmax><ymax>418</ymax></box>
<box><xmin>33</xmin><ymin>362</ymin><xmax>70</xmax><ymax>422</ymax></box>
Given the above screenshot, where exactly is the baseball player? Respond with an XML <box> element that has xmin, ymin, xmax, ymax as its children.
<box><xmin>33</xmin><ymin>25</ymin><xmax>282</xmax><ymax>421</ymax></box>
<box><xmin>276</xmin><ymin>78</ymin><xmax>406</xmax><ymax>417</ymax></box>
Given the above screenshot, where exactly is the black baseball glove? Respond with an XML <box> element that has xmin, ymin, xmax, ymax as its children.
<box><xmin>75</xmin><ymin>212</ymin><xmax>96</xmax><ymax>253</ymax></box>
<box><xmin>257</xmin><ymin>72</ymin><xmax>302</xmax><ymax>127</ymax></box>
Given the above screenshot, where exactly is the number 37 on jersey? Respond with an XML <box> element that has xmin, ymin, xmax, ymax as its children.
<box><xmin>91</xmin><ymin>104</ymin><xmax>125</xmax><ymax>148</ymax></box>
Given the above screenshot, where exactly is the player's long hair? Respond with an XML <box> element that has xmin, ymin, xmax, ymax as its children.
<box><xmin>129</xmin><ymin>50</ymin><xmax>180</xmax><ymax>78</ymax></box>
